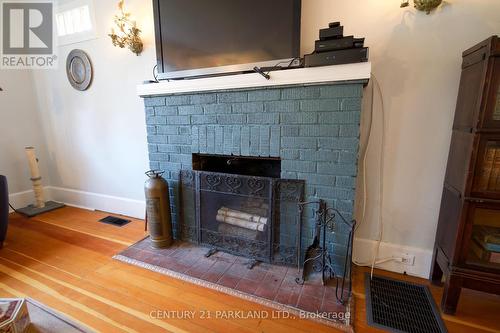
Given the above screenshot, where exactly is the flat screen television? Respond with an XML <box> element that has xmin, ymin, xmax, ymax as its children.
<box><xmin>153</xmin><ymin>0</ymin><xmax>301</xmax><ymax>80</ymax></box>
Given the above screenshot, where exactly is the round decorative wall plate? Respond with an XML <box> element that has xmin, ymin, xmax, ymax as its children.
<box><xmin>66</xmin><ymin>49</ymin><xmax>93</xmax><ymax>91</ymax></box>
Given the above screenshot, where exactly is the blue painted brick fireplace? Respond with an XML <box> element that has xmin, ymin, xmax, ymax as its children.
<box><xmin>142</xmin><ymin>82</ymin><xmax>364</xmax><ymax>273</ymax></box>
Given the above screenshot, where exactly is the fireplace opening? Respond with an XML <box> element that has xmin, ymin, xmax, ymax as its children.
<box><xmin>180</xmin><ymin>154</ymin><xmax>303</xmax><ymax>268</ymax></box>
<box><xmin>192</xmin><ymin>154</ymin><xmax>281</xmax><ymax>178</ymax></box>
<box><xmin>197</xmin><ymin>171</ymin><xmax>274</xmax><ymax>265</ymax></box>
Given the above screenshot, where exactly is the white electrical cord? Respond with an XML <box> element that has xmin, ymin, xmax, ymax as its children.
<box><xmin>371</xmin><ymin>74</ymin><xmax>386</xmax><ymax>278</ymax></box>
<box><xmin>357</xmin><ymin>73</ymin><xmax>375</xmax><ymax>232</ymax></box>
<box><xmin>352</xmin><ymin>73</ymin><xmax>396</xmax><ymax>277</ymax></box>
<box><xmin>355</xmin><ymin>257</ymin><xmax>399</xmax><ymax>267</ymax></box>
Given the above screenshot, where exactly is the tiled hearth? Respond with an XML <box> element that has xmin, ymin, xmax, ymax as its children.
<box><xmin>115</xmin><ymin>237</ymin><xmax>352</xmax><ymax>330</ymax></box>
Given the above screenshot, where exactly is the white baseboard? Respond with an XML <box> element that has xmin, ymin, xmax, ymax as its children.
<box><xmin>10</xmin><ymin>188</ymin><xmax>431</xmax><ymax>279</ymax></box>
<box><xmin>45</xmin><ymin>186</ymin><xmax>145</xmax><ymax>219</ymax></box>
<box><xmin>8</xmin><ymin>189</ymin><xmax>38</xmax><ymax>213</ymax></box>
<box><xmin>353</xmin><ymin>238</ymin><xmax>433</xmax><ymax>279</ymax></box>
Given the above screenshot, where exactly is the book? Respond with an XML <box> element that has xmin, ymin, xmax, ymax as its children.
<box><xmin>477</xmin><ymin>146</ymin><xmax>495</xmax><ymax>191</ymax></box>
<box><xmin>469</xmin><ymin>239</ymin><xmax>500</xmax><ymax>264</ymax></box>
<box><xmin>493</xmin><ymin>147</ymin><xmax>500</xmax><ymax>190</ymax></box>
<box><xmin>488</xmin><ymin>145</ymin><xmax>500</xmax><ymax>191</ymax></box>
<box><xmin>473</xmin><ymin>225</ymin><xmax>500</xmax><ymax>253</ymax></box>
<box><xmin>0</xmin><ymin>298</ymin><xmax>30</xmax><ymax>333</ymax></box>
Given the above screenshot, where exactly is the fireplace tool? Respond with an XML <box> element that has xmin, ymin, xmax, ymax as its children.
<box><xmin>295</xmin><ymin>199</ymin><xmax>356</xmax><ymax>304</ymax></box>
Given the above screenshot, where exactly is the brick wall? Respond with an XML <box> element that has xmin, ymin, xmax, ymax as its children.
<box><xmin>143</xmin><ymin>82</ymin><xmax>363</xmax><ymax>273</ymax></box>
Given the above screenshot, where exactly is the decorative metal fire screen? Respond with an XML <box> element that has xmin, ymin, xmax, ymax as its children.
<box><xmin>179</xmin><ymin>170</ymin><xmax>304</xmax><ymax>266</ymax></box>
<box><xmin>273</xmin><ymin>180</ymin><xmax>305</xmax><ymax>266</ymax></box>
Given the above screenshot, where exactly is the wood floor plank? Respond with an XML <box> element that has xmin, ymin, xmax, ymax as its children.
<box><xmin>90</xmin><ymin>263</ymin><xmax>329</xmax><ymax>333</ymax></box>
<box><xmin>0</xmin><ymin>228</ymin><xmax>312</xmax><ymax>331</ymax></box>
<box><xmin>0</xmin><ymin>270</ymin><xmax>122</xmax><ymax>333</ymax></box>
<box><xmin>30</xmin><ymin>207</ymin><xmax>146</xmax><ymax>244</ymax></box>
<box><xmin>8</xmin><ymin>217</ymin><xmax>126</xmax><ymax>255</ymax></box>
<box><xmin>1</xmin><ymin>207</ymin><xmax>499</xmax><ymax>333</ymax></box>
<box><xmin>0</xmin><ymin>253</ymin><xmax>244</xmax><ymax>333</ymax></box>
<box><xmin>0</xmin><ymin>258</ymin><xmax>189</xmax><ymax>333</ymax></box>
<box><xmin>96</xmin><ymin>260</ymin><xmax>340</xmax><ymax>333</ymax></box>
<box><xmin>4</xmin><ymin>224</ymin><xmax>116</xmax><ymax>276</ymax></box>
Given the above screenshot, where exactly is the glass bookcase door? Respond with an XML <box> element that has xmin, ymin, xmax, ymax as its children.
<box><xmin>473</xmin><ymin>136</ymin><xmax>500</xmax><ymax>199</ymax></box>
<box><xmin>494</xmin><ymin>83</ymin><xmax>500</xmax><ymax>123</ymax></box>
<box><xmin>464</xmin><ymin>203</ymin><xmax>500</xmax><ymax>272</ymax></box>
<box><xmin>481</xmin><ymin>58</ymin><xmax>500</xmax><ymax>129</ymax></box>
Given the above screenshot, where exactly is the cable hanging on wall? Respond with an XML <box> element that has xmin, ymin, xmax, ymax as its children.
<box><xmin>353</xmin><ymin>73</ymin><xmax>397</xmax><ymax>277</ymax></box>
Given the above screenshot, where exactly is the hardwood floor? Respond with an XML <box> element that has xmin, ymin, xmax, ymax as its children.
<box><xmin>0</xmin><ymin>207</ymin><xmax>499</xmax><ymax>332</ymax></box>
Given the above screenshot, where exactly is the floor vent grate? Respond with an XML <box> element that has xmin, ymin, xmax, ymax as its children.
<box><xmin>99</xmin><ymin>216</ymin><xmax>131</xmax><ymax>227</ymax></box>
<box><xmin>365</xmin><ymin>273</ymin><xmax>447</xmax><ymax>333</ymax></box>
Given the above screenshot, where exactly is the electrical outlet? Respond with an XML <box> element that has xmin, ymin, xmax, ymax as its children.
<box><xmin>399</xmin><ymin>253</ymin><xmax>415</xmax><ymax>266</ymax></box>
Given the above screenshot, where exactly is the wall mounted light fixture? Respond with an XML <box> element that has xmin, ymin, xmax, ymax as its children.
<box><xmin>401</xmin><ymin>0</ymin><xmax>443</xmax><ymax>14</ymax></box>
<box><xmin>109</xmin><ymin>0</ymin><xmax>143</xmax><ymax>55</ymax></box>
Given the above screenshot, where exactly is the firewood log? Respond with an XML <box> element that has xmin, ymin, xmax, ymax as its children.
<box><xmin>218</xmin><ymin>223</ymin><xmax>258</xmax><ymax>240</ymax></box>
<box><xmin>218</xmin><ymin>207</ymin><xmax>268</xmax><ymax>224</ymax></box>
<box><xmin>215</xmin><ymin>214</ymin><xmax>265</xmax><ymax>232</ymax></box>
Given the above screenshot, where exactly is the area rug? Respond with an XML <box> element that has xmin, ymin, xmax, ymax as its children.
<box><xmin>114</xmin><ymin>237</ymin><xmax>354</xmax><ymax>332</ymax></box>
<box><xmin>27</xmin><ymin>298</ymin><xmax>94</xmax><ymax>333</ymax></box>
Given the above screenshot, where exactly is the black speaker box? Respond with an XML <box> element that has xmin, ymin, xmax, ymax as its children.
<box><xmin>319</xmin><ymin>26</ymin><xmax>344</xmax><ymax>40</ymax></box>
<box><xmin>315</xmin><ymin>36</ymin><xmax>366</xmax><ymax>52</ymax></box>
<box><xmin>304</xmin><ymin>48</ymin><xmax>369</xmax><ymax>67</ymax></box>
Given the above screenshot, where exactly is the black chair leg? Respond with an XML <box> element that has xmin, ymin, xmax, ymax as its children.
<box><xmin>0</xmin><ymin>175</ymin><xmax>9</xmax><ymax>247</ymax></box>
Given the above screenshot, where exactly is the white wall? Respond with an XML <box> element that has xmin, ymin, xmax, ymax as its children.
<box><xmin>302</xmin><ymin>0</ymin><xmax>500</xmax><ymax>270</ymax></box>
<box><xmin>0</xmin><ymin>69</ymin><xmax>50</xmax><ymax>207</ymax></box>
<box><xmin>33</xmin><ymin>0</ymin><xmax>155</xmax><ymax>209</ymax></box>
<box><xmin>17</xmin><ymin>0</ymin><xmax>500</xmax><ymax>273</ymax></box>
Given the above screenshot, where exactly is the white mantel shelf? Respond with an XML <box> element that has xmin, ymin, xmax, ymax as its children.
<box><xmin>137</xmin><ymin>62</ymin><xmax>371</xmax><ymax>97</ymax></box>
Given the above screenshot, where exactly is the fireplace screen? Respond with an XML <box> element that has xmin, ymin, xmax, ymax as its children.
<box><xmin>198</xmin><ymin>171</ymin><xmax>273</xmax><ymax>261</ymax></box>
<box><xmin>179</xmin><ymin>170</ymin><xmax>304</xmax><ymax>265</ymax></box>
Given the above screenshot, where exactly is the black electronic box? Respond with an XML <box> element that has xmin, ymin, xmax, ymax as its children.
<box><xmin>304</xmin><ymin>48</ymin><xmax>368</xmax><ymax>67</ymax></box>
<box><xmin>315</xmin><ymin>36</ymin><xmax>367</xmax><ymax>52</ymax></box>
<box><xmin>305</xmin><ymin>22</ymin><xmax>368</xmax><ymax>67</ymax></box>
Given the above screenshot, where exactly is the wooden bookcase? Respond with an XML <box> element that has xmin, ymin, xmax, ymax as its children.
<box><xmin>431</xmin><ymin>36</ymin><xmax>500</xmax><ymax>315</ymax></box>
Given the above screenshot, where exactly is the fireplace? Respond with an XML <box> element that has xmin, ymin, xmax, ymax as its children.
<box><xmin>142</xmin><ymin>80</ymin><xmax>365</xmax><ymax>277</ymax></box>
<box><xmin>137</xmin><ymin>66</ymin><xmax>369</xmax><ymax>327</ymax></box>
<box><xmin>180</xmin><ymin>154</ymin><xmax>304</xmax><ymax>268</ymax></box>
